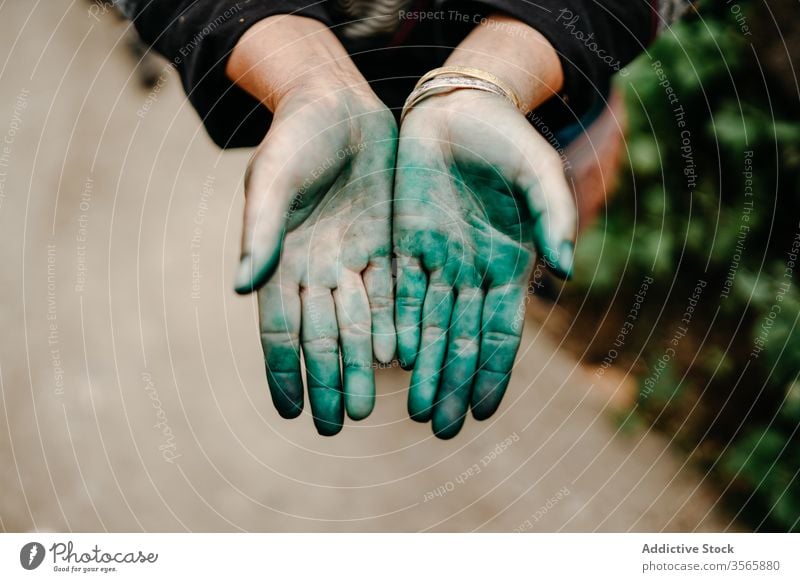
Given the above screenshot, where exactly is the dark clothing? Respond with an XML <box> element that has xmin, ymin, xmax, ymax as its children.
<box><xmin>118</xmin><ymin>0</ymin><xmax>691</xmax><ymax>148</ymax></box>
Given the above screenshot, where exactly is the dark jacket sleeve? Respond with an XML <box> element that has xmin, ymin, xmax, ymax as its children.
<box><xmin>119</xmin><ymin>1</ymin><xmax>332</xmax><ymax>148</ymax></box>
<box><xmin>442</xmin><ymin>0</ymin><xmax>657</xmax><ymax>119</ymax></box>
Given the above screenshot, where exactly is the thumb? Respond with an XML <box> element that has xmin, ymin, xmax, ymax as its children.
<box><xmin>518</xmin><ymin>151</ymin><xmax>577</xmax><ymax>279</ymax></box>
<box><xmin>233</xmin><ymin>152</ymin><xmax>294</xmax><ymax>295</ymax></box>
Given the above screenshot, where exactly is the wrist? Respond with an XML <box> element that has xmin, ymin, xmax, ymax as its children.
<box><xmin>443</xmin><ymin>14</ymin><xmax>564</xmax><ymax>112</ymax></box>
<box><xmin>402</xmin><ymin>66</ymin><xmax>526</xmax><ymax>123</ymax></box>
<box><xmin>227</xmin><ymin>15</ymin><xmax>371</xmax><ymax>112</ymax></box>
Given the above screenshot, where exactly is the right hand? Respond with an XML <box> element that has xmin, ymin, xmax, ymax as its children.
<box><xmin>228</xmin><ymin>17</ymin><xmax>397</xmax><ymax>435</ymax></box>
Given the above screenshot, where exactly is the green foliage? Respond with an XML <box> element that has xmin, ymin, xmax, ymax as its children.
<box><xmin>567</xmin><ymin>1</ymin><xmax>800</xmax><ymax>531</ymax></box>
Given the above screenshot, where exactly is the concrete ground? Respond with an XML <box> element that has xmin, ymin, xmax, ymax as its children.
<box><xmin>0</xmin><ymin>1</ymin><xmax>739</xmax><ymax>532</ymax></box>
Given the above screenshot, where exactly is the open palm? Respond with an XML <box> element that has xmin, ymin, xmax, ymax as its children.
<box><xmin>236</xmin><ymin>90</ymin><xmax>397</xmax><ymax>435</ymax></box>
<box><xmin>394</xmin><ymin>91</ymin><xmax>576</xmax><ymax>439</ymax></box>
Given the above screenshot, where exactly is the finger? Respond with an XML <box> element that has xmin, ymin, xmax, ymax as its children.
<box><xmin>471</xmin><ymin>284</ymin><xmax>526</xmax><ymax>421</ymax></box>
<box><xmin>234</xmin><ymin>151</ymin><xmax>296</xmax><ymax>295</ymax></box>
<box><xmin>519</xmin><ymin>157</ymin><xmax>577</xmax><ymax>279</ymax></box>
<box><xmin>333</xmin><ymin>271</ymin><xmax>376</xmax><ymax>421</ymax></box>
<box><xmin>408</xmin><ymin>271</ymin><xmax>454</xmax><ymax>422</ymax></box>
<box><xmin>258</xmin><ymin>282</ymin><xmax>304</xmax><ymax>419</ymax></box>
<box><xmin>363</xmin><ymin>256</ymin><xmax>396</xmax><ymax>364</ymax></box>
<box><xmin>432</xmin><ymin>288</ymin><xmax>484</xmax><ymax>439</ymax></box>
<box><xmin>301</xmin><ymin>287</ymin><xmax>343</xmax><ymax>436</ymax></box>
<box><xmin>395</xmin><ymin>255</ymin><xmax>427</xmax><ymax>370</ymax></box>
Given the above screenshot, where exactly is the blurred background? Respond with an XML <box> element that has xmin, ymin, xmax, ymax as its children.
<box><xmin>0</xmin><ymin>0</ymin><xmax>795</xmax><ymax>532</ymax></box>
<box><xmin>561</xmin><ymin>0</ymin><xmax>800</xmax><ymax>533</ymax></box>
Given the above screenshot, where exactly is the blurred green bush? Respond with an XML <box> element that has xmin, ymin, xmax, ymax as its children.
<box><xmin>568</xmin><ymin>0</ymin><xmax>800</xmax><ymax>531</ymax></box>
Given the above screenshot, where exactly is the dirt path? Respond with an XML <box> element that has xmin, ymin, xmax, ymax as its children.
<box><xmin>0</xmin><ymin>1</ymin><xmax>738</xmax><ymax>532</ymax></box>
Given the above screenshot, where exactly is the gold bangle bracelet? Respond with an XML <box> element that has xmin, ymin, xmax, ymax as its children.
<box><xmin>415</xmin><ymin>66</ymin><xmax>523</xmax><ymax>111</ymax></box>
<box><xmin>401</xmin><ymin>77</ymin><xmax>510</xmax><ymax>123</ymax></box>
<box><xmin>401</xmin><ymin>66</ymin><xmax>525</xmax><ymax>122</ymax></box>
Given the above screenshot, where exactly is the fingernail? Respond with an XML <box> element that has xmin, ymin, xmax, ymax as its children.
<box><xmin>557</xmin><ymin>241</ymin><xmax>574</xmax><ymax>280</ymax></box>
<box><xmin>544</xmin><ymin>241</ymin><xmax>574</xmax><ymax>280</ymax></box>
<box><xmin>234</xmin><ymin>255</ymin><xmax>254</xmax><ymax>295</ymax></box>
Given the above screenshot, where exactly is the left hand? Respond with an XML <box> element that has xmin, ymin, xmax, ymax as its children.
<box><xmin>394</xmin><ymin>89</ymin><xmax>577</xmax><ymax>439</ymax></box>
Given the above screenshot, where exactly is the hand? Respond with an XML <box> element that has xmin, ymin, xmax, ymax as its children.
<box><xmin>394</xmin><ymin>89</ymin><xmax>576</xmax><ymax>439</ymax></box>
<box><xmin>228</xmin><ymin>17</ymin><xmax>396</xmax><ymax>435</ymax></box>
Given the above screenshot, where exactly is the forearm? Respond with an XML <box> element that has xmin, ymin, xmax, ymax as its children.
<box><xmin>226</xmin><ymin>15</ymin><xmax>371</xmax><ymax>112</ymax></box>
<box><xmin>120</xmin><ymin>1</ymin><xmax>334</xmax><ymax>147</ymax></box>
<box><xmin>441</xmin><ymin>0</ymin><xmax>655</xmax><ymax>119</ymax></box>
<box><xmin>443</xmin><ymin>14</ymin><xmax>564</xmax><ymax>113</ymax></box>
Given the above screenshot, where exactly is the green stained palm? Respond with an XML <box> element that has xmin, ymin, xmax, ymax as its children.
<box><xmin>235</xmin><ymin>90</ymin><xmax>397</xmax><ymax>436</ymax></box>
<box><xmin>394</xmin><ymin>91</ymin><xmax>577</xmax><ymax>439</ymax></box>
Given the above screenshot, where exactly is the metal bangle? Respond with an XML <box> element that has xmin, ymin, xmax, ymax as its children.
<box><xmin>401</xmin><ymin>66</ymin><xmax>524</xmax><ymax>122</ymax></box>
<box><xmin>400</xmin><ymin>77</ymin><xmax>510</xmax><ymax>122</ymax></box>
